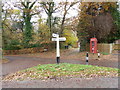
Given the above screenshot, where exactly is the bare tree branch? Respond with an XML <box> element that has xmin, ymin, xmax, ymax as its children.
<box><xmin>29</xmin><ymin>0</ymin><xmax>37</xmax><ymax>9</ymax></box>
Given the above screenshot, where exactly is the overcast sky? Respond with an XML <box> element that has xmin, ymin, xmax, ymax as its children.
<box><xmin>2</xmin><ymin>0</ymin><xmax>80</xmax><ymax>21</ymax></box>
<box><xmin>2</xmin><ymin>0</ymin><xmax>120</xmax><ymax>22</ymax></box>
<box><xmin>2</xmin><ymin>0</ymin><xmax>119</xmax><ymax>2</ymax></box>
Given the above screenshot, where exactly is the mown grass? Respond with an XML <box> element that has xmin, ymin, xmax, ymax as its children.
<box><xmin>3</xmin><ymin>63</ymin><xmax>119</xmax><ymax>81</ymax></box>
<box><xmin>0</xmin><ymin>58</ymin><xmax>9</xmax><ymax>64</ymax></box>
<box><xmin>101</xmin><ymin>52</ymin><xmax>109</xmax><ymax>55</ymax></box>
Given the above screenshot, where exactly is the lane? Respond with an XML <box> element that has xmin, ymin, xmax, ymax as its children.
<box><xmin>2</xmin><ymin>77</ymin><xmax>118</xmax><ymax>88</ymax></box>
<box><xmin>2</xmin><ymin>56</ymin><xmax>55</xmax><ymax>76</ymax></box>
<box><xmin>5</xmin><ymin>55</ymin><xmax>118</xmax><ymax>68</ymax></box>
<box><xmin>2</xmin><ymin>52</ymin><xmax>119</xmax><ymax>88</ymax></box>
<box><xmin>2</xmin><ymin>56</ymin><xmax>84</xmax><ymax>76</ymax></box>
<box><xmin>2</xmin><ymin>53</ymin><xmax>118</xmax><ymax>76</ymax></box>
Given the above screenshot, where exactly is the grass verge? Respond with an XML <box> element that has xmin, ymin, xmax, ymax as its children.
<box><xmin>3</xmin><ymin>63</ymin><xmax>119</xmax><ymax>81</ymax></box>
<box><xmin>101</xmin><ymin>52</ymin><xmax>109</xmax><ymax>55</ymax></box>
<box><xmin>0</xmin><ymin>58</ymin><xmax>9</xmax><ymax>64</ymax></box>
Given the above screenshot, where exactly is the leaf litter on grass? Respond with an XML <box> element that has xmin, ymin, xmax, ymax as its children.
<box><xmin>3</xmin><ymin>63</ymin><xmax>119</xmax><ymax>81</ymax></box>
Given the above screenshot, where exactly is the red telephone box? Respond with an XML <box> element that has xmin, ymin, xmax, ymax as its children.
<box><xmin>90</xmin><ymin>38</ymin><xmax>97</xmax><ymax>53</ymax></box>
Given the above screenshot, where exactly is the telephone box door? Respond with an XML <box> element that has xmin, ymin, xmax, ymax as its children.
<box><xmin>90</xmin><ymin>38</ymin><xmax>97</xmax><ymax>53</ymax></box>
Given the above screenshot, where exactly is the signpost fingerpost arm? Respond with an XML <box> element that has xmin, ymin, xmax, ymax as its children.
<box><xmin>52</xmin><ymin>33</ymin><xmax>66</xmax><ymax>64</ymax></box>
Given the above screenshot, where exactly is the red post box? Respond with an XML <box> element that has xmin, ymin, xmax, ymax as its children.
<box><xmin>90</xmin><ymin>38</ymin><xmax>97</xmax><ymax>53</ymax></box>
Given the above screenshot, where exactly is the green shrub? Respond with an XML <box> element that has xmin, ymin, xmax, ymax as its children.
<box><xmin>23</xmin><ymin>43</ymin><xmax>42</xmax><ymax>48</ymax></box>
<box><xmin>3</xmin><ymin>45</ymin><xmax>22</xmax><ymax>50</ymax></box>
<box><xmin>3</xmin><ymin>40</ymin><xmax>22</xmax><ymax>50</ymax></box>
<box><xmin>101</xmin><ymin>52</ymin><xmax>109</xmax><ymax>55</ymax></box>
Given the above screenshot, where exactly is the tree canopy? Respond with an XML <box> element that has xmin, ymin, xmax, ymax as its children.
<box><xmin>2</xmin><ymin>1</ymin><xmax>120</xmax><ymax>51</ymax></box>
<box><xmin>77</xmin><ymin>2</ymin><xmax>119</xmax><ymax>51</ymax></box>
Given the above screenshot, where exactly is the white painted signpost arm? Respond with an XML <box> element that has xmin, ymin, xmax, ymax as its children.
<box><xmin>52</xmin><ymin>33</ymin><xmax>66</xmax><ymax>64</ymax></box>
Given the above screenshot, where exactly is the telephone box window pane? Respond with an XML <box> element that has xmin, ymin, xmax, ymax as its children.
<box><xmin>92</xmin><ymin>41</ymin><xmax>94</xmax><ymax>47</ymax></box>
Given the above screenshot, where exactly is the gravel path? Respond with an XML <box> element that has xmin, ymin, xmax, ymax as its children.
<box><xmin>2</xmin><ymin>77</ymin><xmax>118</xmax><ymax>88</ymax></box>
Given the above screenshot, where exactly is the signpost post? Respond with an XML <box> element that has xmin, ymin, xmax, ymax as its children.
<box><xmin>52</xmin><ymin>33</ymin><xmax>66</xmax><ymax>64</ymax></box>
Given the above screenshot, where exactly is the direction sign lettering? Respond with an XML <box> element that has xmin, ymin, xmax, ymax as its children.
<box><xmin>52</xmin><ymin>37</ymin><xmax>66</xmax><ymax>41</ymax></box>
<box><xmin>52</xmin><ymin>33</ymin><xmax>58</xmax><ymax>37</ymax></box>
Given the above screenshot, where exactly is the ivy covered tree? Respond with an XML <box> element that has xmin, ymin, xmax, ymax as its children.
<box><xmin>108</xmin><ymin>5</ymin><xmax>120</xmax><ymax>42</ymax></box>
<box><xmin>21</xmin><ymin>0</ymin><xmax>38</xmax><ymax>47</ymax></box>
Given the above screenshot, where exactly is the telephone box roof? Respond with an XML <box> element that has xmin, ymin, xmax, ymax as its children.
<box><xmin>90</xmin><ymin>38</ymin><xmax>97</xmax><ymax>41</ymax></box>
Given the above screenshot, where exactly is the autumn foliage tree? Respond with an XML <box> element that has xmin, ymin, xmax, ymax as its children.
<box><xmin>77</xmin><ymin>2</ymin><xmax>119</xmax><ymax>51</ymax></box>
<box><xmin>2</xmin><ymin>2</ymin><xmax>24</xmax><ymax>50</ymax></box>
<box><xmin>59</xmin><ymin>0</ymin><xmax>79</xmax><ymax>35</ymax></box>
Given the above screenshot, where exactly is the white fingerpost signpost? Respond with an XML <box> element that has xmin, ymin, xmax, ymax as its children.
<box><xmin>52</xmin><ymin>33</ymin><xmax>66</xmax><ymax>64</ymax></box>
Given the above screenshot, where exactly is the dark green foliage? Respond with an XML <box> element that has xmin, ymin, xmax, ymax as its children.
<box><xmin>3</xmin><ymin>45</ymin><xmax>21</xmax><ymax>50</ymax></box>
<box><xmin>23</xmin><ymin>19</ymin><xmax>33</xmax><ymax>47</ymax></box>
<box><xmin>22</xmin><ymin>1</ymin><xmax>36</xmax><ymax>47</ymax></box>
<box><xmin>3</xmin><ymin>40</ymin><xmax>22</xmax><ymax>50</ymax></box>
<box><xmin>22</xmin><ymin>43</ymin><xmax>42</xmax><ymax>49</ymax></box>
<box><xmin>108</xmin><ymin>6</ymin><xmax>120</xmax><ymax>42</ymax></box>
<box><xmin>77</xmin><ymin>20</ymin><xmax>89</xmax><ymax>51</ymax></box>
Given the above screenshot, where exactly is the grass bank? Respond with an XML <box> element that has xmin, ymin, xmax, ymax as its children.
<box><xmin>0</xmin><ymin>58</ymin><xmax>9</xmax><ymax>64</ymax></box>
<box><xmin>3</xmin><ymin>63</ymin><xmax>119</xmax><ymax>81</ymax></box>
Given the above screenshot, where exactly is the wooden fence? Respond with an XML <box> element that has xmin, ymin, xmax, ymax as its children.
<box><xmin>86</xmin><ymin>43</ymin><xmax>120</xmax><ymax>54</ymax></box>
<box><xmin>112</xmin><ymin>44</ymin><xmax>120</xmax><ymax>50</ymax></box>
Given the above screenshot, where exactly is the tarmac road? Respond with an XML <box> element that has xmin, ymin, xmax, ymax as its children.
<box><xmin>2</xmin><ymin>51</ymin><xmax>119</xmax><ymax>88</ymax></box>
<box><xmin>2</xmin><ymin>54</ymin><xmax>118</xmax><ymax>76</ymax></box>
<box><xmin>2</xmin><ymin>77</ymin><xmax>118</xmax><ymax>88</ymax></box>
